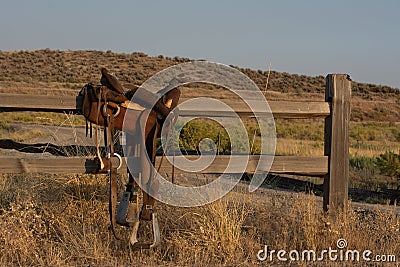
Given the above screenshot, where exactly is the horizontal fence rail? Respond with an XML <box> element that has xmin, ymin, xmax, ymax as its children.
<box><xmin>0</xmin><ymin>93</ymin><xmax>331</xmax><ymax>119</ymax></box>
<box><xmin>0</xmin><ymin>155</ymin><xmax>328</xmax><ymax>176</ymax></box>
<box><xmin>0</xmin><ymin>94</ymin><xmax>79</xmax><ymax>113</ymax></box>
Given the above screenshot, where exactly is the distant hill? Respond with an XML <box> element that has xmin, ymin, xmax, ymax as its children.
<box><xmin>0</xmin><ymin>49</ymin><xmax>398</xmax><ymax>122</ymax></box>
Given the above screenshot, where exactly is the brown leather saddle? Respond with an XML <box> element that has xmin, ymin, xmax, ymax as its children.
<box><xmin>81</xmin><ymin>68</ymin><xmax>178</xmax><ymax>129</ymax></box>
<box><xmin>79</xmin><ymin>68</ymin><xmax>180</xmax><ymax>248</ymax></box>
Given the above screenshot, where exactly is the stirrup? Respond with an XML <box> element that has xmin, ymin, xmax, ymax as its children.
<box><xmin>116</xmin><ymin>191</ymin><xmax>138</xmax><ymax>227</ymax></box>
<box><xmin>129</xmin><ymin>212</ymin><xmax>160</xmax><ymax>249</ymax></box>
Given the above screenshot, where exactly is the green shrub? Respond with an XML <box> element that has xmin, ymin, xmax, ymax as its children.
<box><xmin>176</xmin><ymin>119</ymin><xmax>253</xmax><ymax>153</ymax></box>
<box><xmin>350</xmin><ymin>156</ymin><xmax>376</xmax><ymax>172</ymax></box>
<box><xmin>376</xmin><ymin>151</ymin><xmax>400</xmax><ymax>182</ymax></box>
<box><xmin>349</xmin><ymin>156</ymin><xmax>379</xmax><ymax>190</ymax></box>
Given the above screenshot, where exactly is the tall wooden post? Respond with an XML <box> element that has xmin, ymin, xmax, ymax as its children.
<box><xmin>323</xmin><ymin>74</ymin><xmax>351</xmax><ymax>211</ymax></box>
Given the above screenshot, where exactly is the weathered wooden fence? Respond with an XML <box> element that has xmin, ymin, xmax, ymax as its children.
<box><xmin>0</xmin><ymin>74</ymin><xmax>351</xmax><ymax>211</ymax></box>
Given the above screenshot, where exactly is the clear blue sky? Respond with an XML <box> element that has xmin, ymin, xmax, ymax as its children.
<box><xmin>1</xmin><ymin>0</ymin><xmax>399</xmax><ymax>88</ymax></box>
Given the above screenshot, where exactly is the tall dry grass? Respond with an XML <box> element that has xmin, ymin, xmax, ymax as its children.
<box><xmin>0</xmin><ymin>172</ymin><xmax>398</xmax><ymax>266</ymax></box>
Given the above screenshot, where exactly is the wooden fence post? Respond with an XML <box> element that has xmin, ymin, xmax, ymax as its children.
<box><xmin>323</xmin><ymin>74</ymin><xmax>351</xmax><ymax>211</ymax></box>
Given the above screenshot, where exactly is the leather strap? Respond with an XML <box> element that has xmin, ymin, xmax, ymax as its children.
<box><xmin>139</xmin><ymin>119</ymin><xmax>160</xmax><ymax>221</ymax></box>
<box><xmin>109</xmin><ymin>166</ymin><xmax>121</xmax><ymax>239</ymax></box>
<box><xmin>107</xmin><ymin>112</ymin><xmax>122</xmax><ymax>240</ymax></box>
<box><xmin>95</xmin><ymin>89</ymin><xmax>104</xmax><ymax>170</ymax></box>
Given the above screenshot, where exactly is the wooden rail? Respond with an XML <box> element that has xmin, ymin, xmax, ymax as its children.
<box><xmin>0</xmin><ymin>94</ymin><xmax>330</xmax><ymax>119</ymax></box>
<box><xmin>0</xmin><ymin>94</ymin><xmax>79</xmax><ymax>113</ymax></box>
<box><xmin>1</xmin><ymin>155</ymin><xmax>328</xmax><ymax>176</ymax></box>
<box><xmin>0</xmin><ymin>74</ymin><xmax>351</xmax><ymax>212</ymax></box>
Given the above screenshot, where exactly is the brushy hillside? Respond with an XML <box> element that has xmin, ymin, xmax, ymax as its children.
<box><xmin>0</xmin><ymin>49</ymin><xmax>399</xmax><ymax>122</ymax></box>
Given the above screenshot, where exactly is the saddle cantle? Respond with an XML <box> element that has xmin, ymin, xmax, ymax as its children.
<box><xmin>100</xmin><ymin>67</ymin><xmax>126</xmax><ymax>94</ymax></box>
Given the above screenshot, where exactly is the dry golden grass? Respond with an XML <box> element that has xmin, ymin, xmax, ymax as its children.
<box><xmin>0</xmin><ymin>173</ymin><xmax>399</xmax><ymax>266</ymax></box>
<box><xmin>275</xmin><ymin>138</ymin><xmax>400</xmax><ymax>158</ymax></box>
<box><xmin>350</xmin><ymin>141</ymin><xmax>400</xmax><ymax>158</ymax></box>
<box><xmin>276</xmin><ymin>139</ymin><xmax>324</xmax><ymax>156</ymax></box>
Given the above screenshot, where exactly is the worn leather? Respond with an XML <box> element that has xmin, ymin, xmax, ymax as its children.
<box><xmin>79</xmin><ymin>69</ymin><xmax>181</xmax><ymax>243</ymax></box>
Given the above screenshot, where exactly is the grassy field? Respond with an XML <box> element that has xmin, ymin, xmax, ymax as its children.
<box><xmin>0</xmin><ymin>173</ymin><xmax>399</xmax><ymax>266</ymax></box>
<box><xmin>0</xmin><ymin>49</ymin><xmax>399</xmax><ymax>265</ymax></box>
